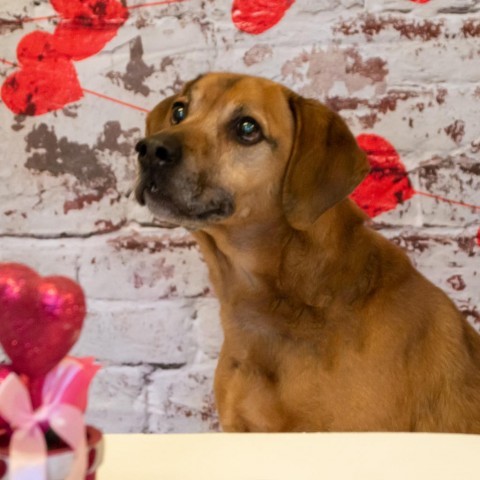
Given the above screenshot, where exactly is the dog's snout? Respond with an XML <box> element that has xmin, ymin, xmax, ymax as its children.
<box><xmin>135</xmin><ymin>135</ymin><xmax>182</xmax><ymax>167</ymax></box>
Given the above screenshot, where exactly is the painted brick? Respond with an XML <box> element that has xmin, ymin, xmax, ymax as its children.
<box><xmin>192</xmin><ymin>298</ymin><xmax>223</xmax><ymax>361</ymax></box>
<box><xmin>72</xmin><ymin>299</ymin><xmax>198</xmax><ymax>365</ymax></box>
<box><xmin>0</xmin><ymin>237</ymin><xmax>80</xmax><ymax>278</ymax></box>
<box><xmin>86</xmin><ymin>365</ymin><xmax>151</xmax><ymax>433</ymax></box>
<box><xmin>78</xmin><ymin>228</ymin><xmax>211</xmax><ymax>301</ymax></box>
<box><xmin>147</xmin><ymin>363</ymin><xmax>220</xmax><ymax>433</ymax></box>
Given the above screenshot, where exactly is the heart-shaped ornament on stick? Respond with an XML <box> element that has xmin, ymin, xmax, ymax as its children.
<box><xmin>0</xmin><ymin>263</ymin><xmax>86</xmax><ymax>379</ymax></box>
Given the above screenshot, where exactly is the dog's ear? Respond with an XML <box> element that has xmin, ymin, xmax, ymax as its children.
<box><xmin>282</xmin><ymin>95</ymin><xmax>369</xmax><ymax>230</ymax></box>
<box><xmin>146</xmin><ymin>95</ymin><xmax>175</xmax><ymax>136</ymax></box>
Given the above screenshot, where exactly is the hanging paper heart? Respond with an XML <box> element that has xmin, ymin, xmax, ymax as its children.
<box><xmin>1</xmin><ymin>0</ymin><xmax>127</xmax><ymax>115</ymax></box>
<box><xmin>50</xmin><ymin>0</ymin><xmax>129</xmax><ymax>61</ymax></box>
<box><xmin>52</xmin><ymin>22</ymin><xmax>125</xmax><ymax>61</ymax></box>
<box><xmin>232</xmin><ymin>0</ymin><xmax>295</xmax><ymax>35</ymax></box>
<box><xmin>0</xmin><ymin>263</ymin><xmax>86</xmax><ymax>379</ymax></box>
<box><xmin>1</xmin><ymin>32</ymin><xmax>83</xmax><ymax>116</ymax></box>
<box><xmin>351</xmin><ymin>133</ymin><xmax>415</xmax><ymax>218</ymax></box>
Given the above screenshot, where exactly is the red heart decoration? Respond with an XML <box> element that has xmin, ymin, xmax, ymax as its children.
<box><xmin>0</xmin><ymin>263</ymin><xmax>86</xmax><ymax>379</ymax></box>
<box><xmin>1</xmin><ymin>0</ymin><xmax>127</xmax><ymax>115</ymax></box>
<box><xmin>476</xmin><ymin>228</ymin><xmax>480</xmax><ymax>247</ymax></box>
<box><xmin>52</xmin><ymin>22</ymin><xmax>124</xmax><ymax>61</ymax></box>
<box><xmin>232</xmin><ymin>0</ymin><xmax>295</xmax><ymax>34</ymax></box>
<box><xmin>50</xmin><ymin>0</ymin><xmax>128</xmax><ymax>22</ymax></box>
<box><xmin>351</xmin><ymin>134</ymin><xmax>415</xmax><ymax>218</ymax></box>
<box><xmin>50</xmin><ymin>0</ymin><xmax>128</xmax><ymax>60</ymax></box>
<box><xmin>1</xmin><ymin>32</ymin><xmax>83</xmax><ymax>115</ymax></box>
<box><xmin>16</xmin><ymin>31</ymin><xmax>64</xmax><ymax>64</ymax></box>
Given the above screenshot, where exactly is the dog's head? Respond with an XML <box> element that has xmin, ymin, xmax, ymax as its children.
<box><xmin>135</xmin><ymin>73</ymin><xmax>369</xmax><ymax>230</ymax></box>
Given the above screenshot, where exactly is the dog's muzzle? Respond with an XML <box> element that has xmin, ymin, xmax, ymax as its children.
<box><xmin>134</xmin><ymin>133</ymin><xmax>235</xmax><ymax>225</ymax></box>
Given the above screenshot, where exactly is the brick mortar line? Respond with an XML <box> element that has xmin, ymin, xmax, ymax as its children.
<box><xmin>0</xmin><ymin>225</ymin><xmax>475</xmax><ymax>241</ymax></box>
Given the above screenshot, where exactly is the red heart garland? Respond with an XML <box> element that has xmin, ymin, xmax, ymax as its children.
<box><xmin>352</xmin><ymin>134</ymin><xmax>415</xmax><ymax>218</ymax></box>
<box><xmin>1</xmin><ymin>0</ymin><xmax>128</xmax><ymax>115</ymax></box>
<box><xmin>0</xmin><ymin>263</ymin><xmax>86</xmax><ymax>378</ymax></box>
<box><xmin>232</xmin><ymin>0</ymin><xmax>295</xmax><ymax>34</ymax></box>
<box><xmin>2</xmin><ymin>32</ymin><xmax>83</xmax><ymax>115</ymax></box>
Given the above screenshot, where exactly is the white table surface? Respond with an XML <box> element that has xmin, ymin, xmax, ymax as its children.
<box><xmin>99</xmin><ymin>433</ymin><xmax>480</xmax><ymax>479</ymax></box>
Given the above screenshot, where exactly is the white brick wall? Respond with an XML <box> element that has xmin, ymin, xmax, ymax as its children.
<box><xmin>0</xmin><ymin>0</ymin><xmax>479</xmax><ymax>432</ymax></box>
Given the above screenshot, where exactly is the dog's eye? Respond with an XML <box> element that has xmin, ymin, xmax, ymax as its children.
<box><xmin>236</xmin><ymin>117</ymin><xmax>262</xmax><ymax>145</ymax></box>
<box><xmin>171</xmin><ymin>102</ymin><xmax>187</xmax><ymax>124</ymax></box>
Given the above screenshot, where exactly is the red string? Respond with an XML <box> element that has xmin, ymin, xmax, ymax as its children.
<box><xmin>414</xmin><ymin>190</ymin><xmax>480</xmax><ymax>211</ymax></box>
<box><xmin>0</xmin><ymin>58</ymin><xmax>17</xmax><ymax>67</ymax></box>
<box><xmin>81</xmin><ymin>88</ymin><xmax>149</xmax><ymax>113</ymax></box>
<box><xmin>127</xmin><ymin>0</ymin><xmax>188</xmax><ymax>10</ymax></box>
<box><xmin>20</xmin><ymin>14</ymin><xmax>58</xmax><ymax>23</ymax></box>
<box><xmin>0</xmin><ymin>58</ymin><xmax>149</xmax><ymax>113</ymax></box>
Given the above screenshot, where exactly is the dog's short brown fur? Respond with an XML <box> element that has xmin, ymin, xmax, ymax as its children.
<box><xmin>135</xmin><ymin>72</ymin><xmax>480</xmax><ymax>433</ymax></box>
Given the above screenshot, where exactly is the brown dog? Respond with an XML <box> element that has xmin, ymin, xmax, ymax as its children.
<box><xmin>135</xmin><ymin>72</ymin><xmax>480</xmax><ymax>433</ymax></box>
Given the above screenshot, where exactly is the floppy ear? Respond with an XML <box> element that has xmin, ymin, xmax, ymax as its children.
<box><xmin>282</xmin><ymin>95</ymin><xmax>369</xmax><ymax>230</ymax></box>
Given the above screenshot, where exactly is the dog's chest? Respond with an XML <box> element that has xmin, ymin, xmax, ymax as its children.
<box><xmin>216</xmin><ymin>301</ymin><xmax>410</xmax><ymax>432</ymax></box>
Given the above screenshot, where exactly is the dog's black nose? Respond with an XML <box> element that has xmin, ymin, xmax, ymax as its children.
<box><xmin>135</xmin><ymin>134</ymin><xmax>182</xmax><ymax>167</ymax></box>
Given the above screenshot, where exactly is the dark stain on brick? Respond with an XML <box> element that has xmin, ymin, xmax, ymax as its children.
<box><xmin>109</xmin><ymin>234</ymin><xmax>198</xmax><ymax>254</ymax></box>
<box><xmin>436</xmin><ymin>88</ymin><xmax>447</xmax><ymax>105</ymax></box>
<box><xmin>160</xmin><ymin>56</ymin><xmax>175</xmax><ymax>72</ymax></box>
<box><xmin>358</xmin><ymin>113</ymin><xmax>378</xmax><ymax>129</ymax></box>
<box><xmin>447</xmin><ymin>274</ymin><xmax>466</xmax><ymax>291</ymax></box>
<box><xmin>334</xmin><ymin>15</ymin><xmax>444</xmax><ymax>41</ymax></box>
<box><xmin>471</xmin><ymin>140</ymin><xmax>480</xmax><ymax>154</ymax></box>
<box><xmin>345</xmin><ymin>49</ymin><xmax>388</xmax><ymax>83</ymax></box>
<box><xmin>24</xmin><ymin>123</ymin><xmax>117</xmax><ymax>213</ymax></box>
<box><xmin>96</xmin><ymin>121</ymin><xmax>141</xmax><ymax>156</ymax></box>
<box><xmin>62</xmin><ymin>105</ymin><xmax>80</xmax><ymax>118</ymax></box>
<box><xmin>459</xmin><ymin>163</ymin><xmax>480</xmax><ymax>176</ymax></box>
<box><xmin>11</xmin><ymin>114</ymin><xmax>26</xmax><ymax>132</ymax></box>
<box><xmin>393</xmin><ymin>18</ymin><xmax>443</xmax><ymax>41</ymax></box>
<box><xmin>444</xmin><ymin>120</ymin><xmax>465</xmax><ymax>144</ymax></box>
<box><xmin>327</xmin><ymin>90</ymin><xmax>418</xmax><ymax>115</ymax></box>
<box><xmin>0</xmin><ymin>18</ymin><xmax>22</xmax><ymax>35</ymax></box>
<box><xmin>457</xmin><ymin>236</ymin><xmax>477</xmax><ymax>257</ymax></box>
<box><xmin>94</xmin><ymin>219</ymin><xmax>127</xmax><ymax>234</ymax></box>
<box><xmin>461</xmin><ymin>306</ymin><xmax>480</xmax><ymax>325</ymax></box>
<box><xmin>243</xmin><ymin>44</ymin><xmax>273</xmax><ymax>67</ymax></box>
<box><xmin>418</xmin><ymin>163</ymin><xmax>440</xmax><ymax>191</ymax></box>
<box><xmin>390</xmin><ymin>235</ymin><xmax>431</xmax><ymax>254</ymax></box>
<box><xmin>462</xmin><ymin>20</ymin><xmax>480</xmax><ymax>38</ymax></box>
<box><xmin>106</xmin><ymin>36</ymin><xmax>154</xmax><ymax>96</ymax></box>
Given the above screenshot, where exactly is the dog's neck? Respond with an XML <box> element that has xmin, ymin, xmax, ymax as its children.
<box><xmin>193</xmin><ymin>199</ymin><xmax>373</xmax><ymax>308</ymax></box>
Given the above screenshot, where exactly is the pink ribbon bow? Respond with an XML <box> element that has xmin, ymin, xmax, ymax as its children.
<box><xmin>0</xmin><ymin>365</ymin><xmax>90</xmax><ymax>480</ymax></box>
